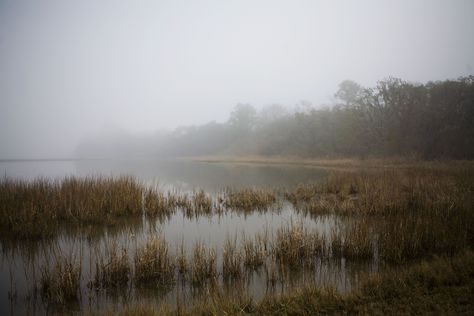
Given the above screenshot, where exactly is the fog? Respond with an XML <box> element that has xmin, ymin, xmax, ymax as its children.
<box><xmin>0</xmin><ymin>0</ymin><xmax>473</xmax><ymax>159</ymax></box>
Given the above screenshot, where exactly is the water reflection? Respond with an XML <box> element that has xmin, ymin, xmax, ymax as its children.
<box><xmin>0</xmin><ymin>206</ymin><xmax>377</xmax><ymax>315</ymax></box>
<box><xmin>1</xmin><ymin>159</ymin><xmax>373</xmax><ymax>315</ymax></box>
<box><xmin>0</xmin><ymin>159</ymin><xmax>328</xmax><ymax>191</ymax></box>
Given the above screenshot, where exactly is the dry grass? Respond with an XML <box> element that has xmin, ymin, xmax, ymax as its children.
<box><xmin>92</xmin><ymin>241</ymin><xmax>130</xmax><ymax>289</ymax></box>
<box><xmin>192</xmin><ymin>190</ymin><xmax>213</xmax><ymax>215</ymax></box>
<box><xmin>273</xmin><ymin>222</ymin><xmax>326</xmax><ymax>268</ymax></box>
<box><xmin>39</xmin><ymin>251</ymin><xmax>82</xmax><ymax>305</ymax></box>
<box><xmin>189</xmin><ymin>242</ymin><xmax>217</xmax><ymax>286</ymax></box>
<box><xmin>176</xmin><ymin>241</ymin><xmax>188</xmax><ymax>277</ymax></box>
<box><xmin>4</xmin><ymin>162</ymin><xmax>474</xmax><ymax>313</ymax></box>
<box><xmin>0</xmin><ymin>176</ymin><xmax>144</xmax><ymax>238</ymax></box>
<box><xmin>144</xmin><ymin>189</ymin><xmax>177</xmax><ymax>218</ymax></box>
<box><xmin>107</xmin><ymin>250</ymin><xmax>474</xmax><ymax>315</ymax></box>
<box><xmin>134</xmin><ymin>235</ymin><xmax>175</xmax><ymax>287</ymax></box>
<box><xmin>222</xmin><ymin>237</ymin><xmax>242</xmax><ymax>281</ymax></box>
<box><xmin>221</xmin><ymin>188</ymin><xmax>277</xmax><ymax>212</ymax></box>
<box><xmin>242</xmin><ymin>234</ymin><xmax>266</xmax><ymax>269</ymax></box>
<box><xmin>341</xmin><ymin>220</ymin><xmax>373</xmax><ymax>260</ymax></box>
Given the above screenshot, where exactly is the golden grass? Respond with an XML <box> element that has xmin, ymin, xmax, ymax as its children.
<box><xmin>134</xmin><ymin>235</ymin><xmax>175</xmax><ymax>287</ymax></box>
<box><xmin>104</xmin><ymin>251</ymin><xmax>474</xmax><ymax>315</ymax></box>
<box><xmin>0</xmin><ymin>176</ymin><xmax>144</xmax><ymax>238</ymax></box>
<box><xmin>222</xmin><ymin>237</ymin><xmax>242</xmax><ymax>281</ymax></box>
<box><xmin>273</xmin><ymin>222</ymin><xmax>327</xmax><ymax>267</ymax></box>
<box><xmin>4</xmin><ymin>161</ymin><xmax>474</xmax><ymax>313</ymax></box>
<box><xmin>144</xmin><ymin>189</ymin><xmax>177</xmax><ymax>218</ymax></box>
<box><xmin>39</xmin><ymin>251</ymin><xmax>82</xmax><ymax>305</ymax></box>
<box><xmin>341</xmin><ymin>220</ymin><xmax>373</xmax><ymax>260</ymax></box>
<box><xmin>221</xmin><ymin>188</ymin><xmax>277</xmax><ymax>212</ymax></box>
<box><xmin>189</xmin><ymin>242</ymin><xmax>217</xmax><ymax>286</ymax></box>
<box><xmin>92</xmin><ymin>241</ymin><xmax>130</xmax><ymax>289</ymax></box>
<box><xmin>242</xmin><ymin>234</ymin><xmax>266</xmax><ymax>269</ymax></box>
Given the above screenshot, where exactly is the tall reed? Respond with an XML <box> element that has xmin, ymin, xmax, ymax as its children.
<box><xmin>190</xmin><ymin>242</ymin><xmax>217</xmax><ymax>286</ymax></box>
<box><xmin>134</xmin><ymin>235</ymin><xmax>175</xmax><ymax>287</ymax></box>
<box><xmin>92</xmin><ymin>241</ymin><xmax>130</xmax><ymax>289</ymax></box>
<box><xmin>39</xmin><ymin>251</ymin><xmax>82</xmax><ymax>305</ymax></box>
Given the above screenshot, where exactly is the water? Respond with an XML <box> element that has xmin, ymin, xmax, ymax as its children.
<box><xmin>0</xmin><ymin>159</ymin><xmax>378</xmax><ymax>315</ymax></box>
<box><xmin>0</xmin><ymin>158</ymin><xmax>328</xmax><ymax>191</ymax></box>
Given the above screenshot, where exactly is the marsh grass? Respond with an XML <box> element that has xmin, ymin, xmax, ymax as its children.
<box><xmin>190</xmin><ymin>242</ymin><xmax>217</xmax><ymax>286</ymax></box>
<box><xmin>0</xmin><ymin>176</ymin><xmax>144</xmax><ymax>238</ymax></box>
<box><xmin>377</xmin><ymin>211</ymin><xmax>469</xmax><ymax>262</ymax></box>
<box><xmin>284</xmin><ymin>166</ymin><xmax>474</xmax><ymax>263</ymax></box>
<box><xmin>144</xmin><ymin>189</ymin><xmax>177</xmax><ymax>218</ymax></box>
<box><xmin>222</xmin><ymin>237</ymin><xmax>242</xmax><ymax>281</ymax></box>
<box><xmin>4</xmin><ymin>163</ymin><xmax>474</xmax><ymax>313</ymax></box>
<box><xmin>92</xmin><ymin>241</ymin><xmax>130</xmax><ymax>289</ymax></box>
<box><xmin>221</xmin><ymin>188</ymin><xmax>277</xmax><ymax>212</ymax></box>
<box><xmin>242</xmin><ymin>235</ymin><xmax>266</xmax><ymax>269</ymax></box>
<box><xmin>191</xmin><ymin>190</ymin><xmax>213</xmax><ymax>215</ymax></box>
<box><xmin>39</xmin><ymin>251</ymin><xmax>82</xmax><ymax>305</ymax></box>
<box><xmin>134</xmin><ymin>235</ymin><xmax>175</xmax><ymax>287</ymax></box>
<box><xmin>273</xmin><ymin>222</ymin><xmax>326</xmax><ymax>268</ymax></box>
<box><xmin>176</xmin><ymin>241</ymin><xmax>188</xmax><ymax>277</ymax></box>
<box><xmin>100</xmin><ymin>250</ymin><xmax>474</xmax><ymax>315</ymax></box>
<box><xmin>341</xmin><ymin>220</ymin><xmax>373</xmax><ymax>260</ymax></box>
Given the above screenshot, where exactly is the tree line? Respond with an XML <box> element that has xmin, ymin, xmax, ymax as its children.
<box><xmin>77</xmin><ymin>76</ymin><xmax>474</xmax><ymax>159</ymax></box>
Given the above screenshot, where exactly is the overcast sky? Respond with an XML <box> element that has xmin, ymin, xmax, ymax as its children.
<box><xmin>0</xmin><ymin>0</ymin><xmax>473</xmax><ymax>158</ymax></box>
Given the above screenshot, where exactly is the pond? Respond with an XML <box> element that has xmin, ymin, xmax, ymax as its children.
<box><xmin>0</xmin><ymin>159</ymin><xmax>378</xmax><ymax>315</ymax></box>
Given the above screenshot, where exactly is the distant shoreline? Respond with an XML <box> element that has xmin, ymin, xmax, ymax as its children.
<box><xmin>189</xmin><ymin>155</ymin><xmax>474</xmax><ymax>169</ymax></box>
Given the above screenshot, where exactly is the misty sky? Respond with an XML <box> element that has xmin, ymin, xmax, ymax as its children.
<box><xmin>1</xmin><ymin>0</ymin><xmax>473</xmax><ymax>158</ymax></box>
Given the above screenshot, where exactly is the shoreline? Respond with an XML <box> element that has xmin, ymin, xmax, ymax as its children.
<box><xmin>188</xmin><ymin>155</ymin><xmax>474</xmax><ymax>170</ymax></box>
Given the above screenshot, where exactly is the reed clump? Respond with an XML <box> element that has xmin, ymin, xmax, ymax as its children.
<box><xmin>134</xmin><ymin>236</ymin><xmax>175</xmax><ymax>287</ymax></box>
<box><xmin>190</xmin><ymin>242</ymin><xmax>217</xmax><ymax>286</ymax></box>
<box><xmin>222</xmin><ymin>188</ymin><xmax>277</xmax><ymax>212</ymax></box>
<box><xmin>176</xmin><ymin>241</ymin><xmax>188</xmax><ymax>277</ymax></box>
<box><xmin>191</xmin><ymin>190</ymin><xmax>213</xmax><ymax>216</ymax></box>
<box><xmin>273</xmin><ymin>223</ymin><xmax>326</xmax><ymax>267</ymax></box>
<box><xmin>341</xmin><ymin>220</ymin><xmax>373</xmax><ymax>260</ymax></box>
<box><xmin>40</xmin><ymin>253</ymin><xmax>82</xmax><ymax>305</ymax></box>
<box><xmin>242</xmin><ymin>235</ymin><xmax>266</xmax><ymax>269</ymax></box>
<box><xmin>222</xmin><ymin>238</ymin><xmax>242</xmax><ymax>281</ymax></box>
<box><xmin>144</xmin><ymin>189</ymin><xmax>177</xmax><ymax>218</ymax></box>
<box><xmin>93</xmin><ymin>242</ymin><xmax>130</xmax><ymax>289</ymax></box>
<box><xmin>0</xmin><ymin>176</ymin><xmax>143</xmax><ymax>239</ymax></box>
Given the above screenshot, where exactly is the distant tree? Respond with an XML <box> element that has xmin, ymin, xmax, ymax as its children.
<box><xmin>228</xmin><ymin>103</ymin><xmax>257</xmax><ymax>132</ymax></box>
<box><xmin>335</xmin><ymin>80</ymin><xmax>362</xmax><ymax>107</ymax></box>
<box><xmin>258</xmin><ymin>103</ymin><xmax>288</xmax><ymax>125</ymax></box>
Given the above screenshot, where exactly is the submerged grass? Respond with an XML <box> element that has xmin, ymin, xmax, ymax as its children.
<box><xmin>39</xmin><ymin>251</ymin><xmax>82</xmax><ymax>305</ymax></box>
<box><xmin>242</xmin><ymin>234</ymin><xmax>266</xmax><ymax>269</ymax></box>
<box><xmin>189</xmin><ymin>242</ymin><xmax>217</xmax><ymax>286</ymax></box>
<box><xmin>92</xmin><ymin>241</ymin><xmax>130</xmax><ymax>289</ymax></box>
<box><xmin>4</xmin><ymin>162</ymin><xmax>474</xmax><ymax>313</ymax></box>
<box><xmin>273</xmin><ymin>223</ymin><xmax>324</xmax><ymax>268</ymax></box>
<box><xmin>222</xmin><ymin>237</ymin><xmax>242</xmax><ymax>281</ymax></box>
<box><xmin>106</xmin><ymin>251</ymin><xmax>474</xmax><ymax>315</ymax></box>
<box><xmin>144</xmin><ymin>189</ymin><xmax>177</xmax><ymax>218</ymax></box>
<box><xmin>134</xmin><ymin>235</ymin><xmax>175</xmax><ymax>287</ymax></box>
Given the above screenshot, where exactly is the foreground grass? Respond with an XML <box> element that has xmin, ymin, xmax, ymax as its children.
<box><xmin>109</xmin><ymin>251</ymin><xmax>474</xmax><ymax>315</ymax></box>
<box><xmin>2</xmin><ymin>161</ymin><xmax>474</xmax><ymax>314</ymax></box>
